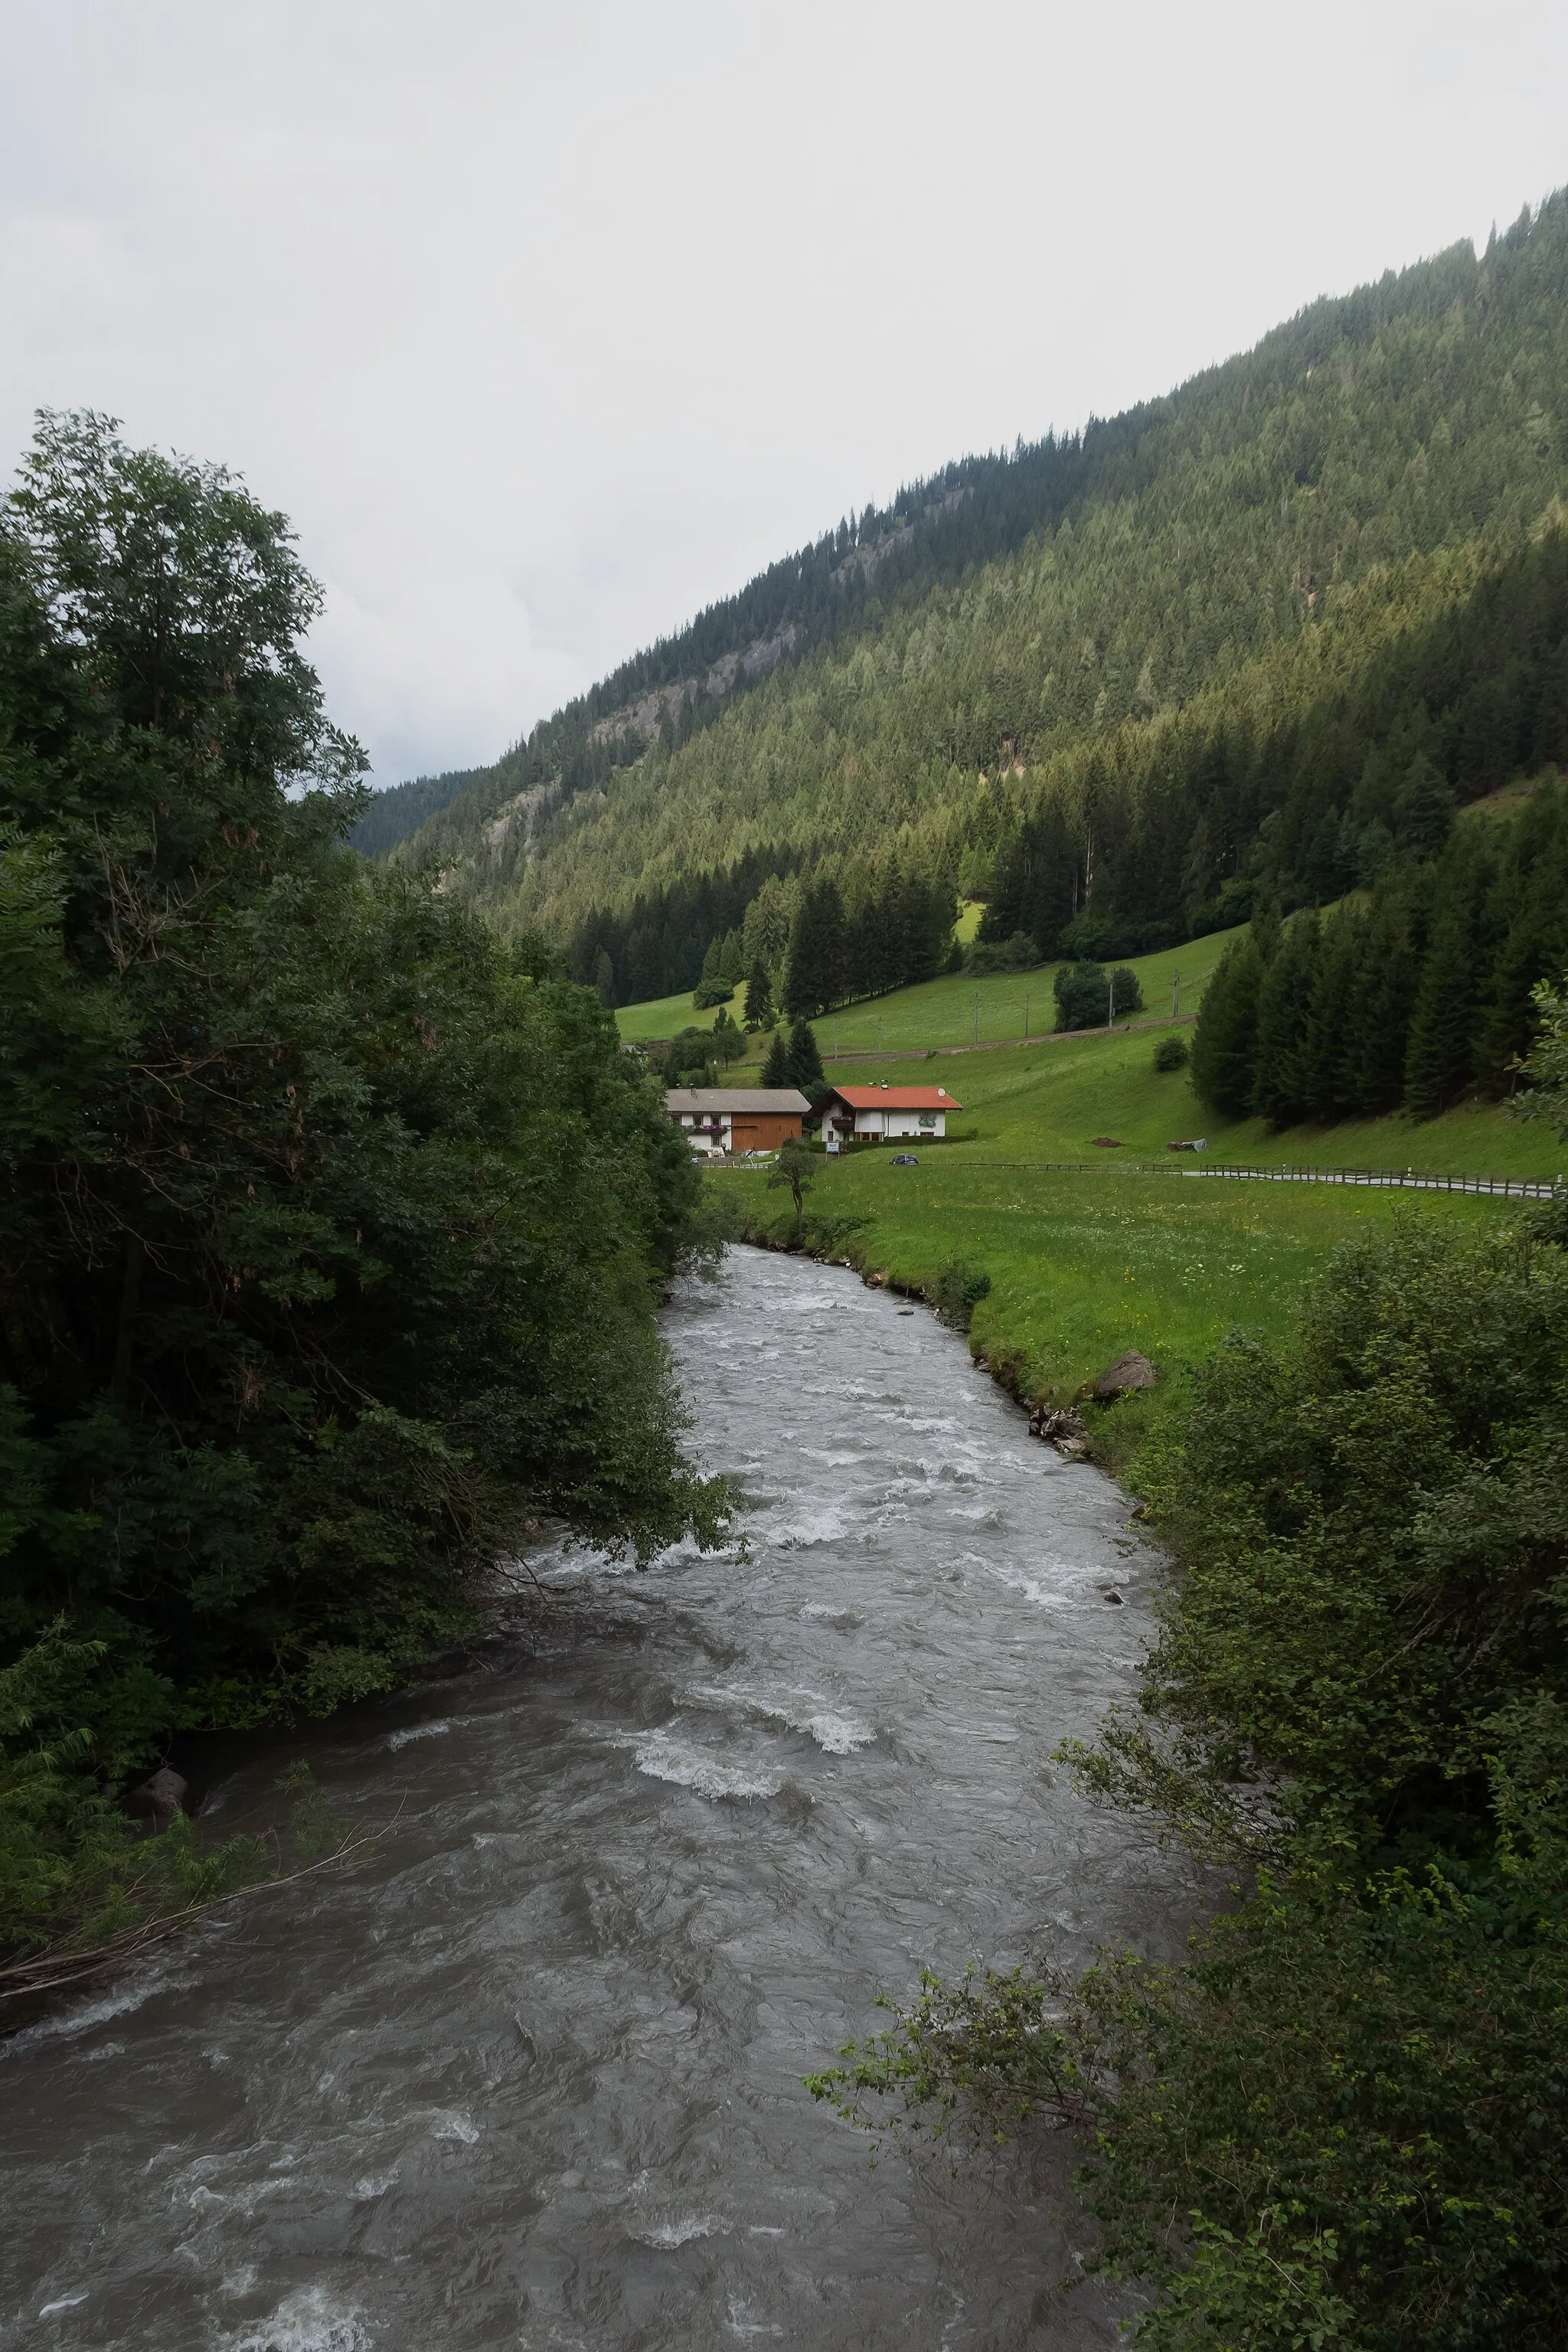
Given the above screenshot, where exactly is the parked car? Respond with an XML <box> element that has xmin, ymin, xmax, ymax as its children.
<box><xmin>890</xmin><ymin>1152</ymin><xmax>920</xmax><ymax>1166</ymax></box>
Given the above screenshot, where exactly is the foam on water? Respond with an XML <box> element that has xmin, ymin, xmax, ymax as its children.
<box><xmin>1</xmin><ymin>1957</ymin><xmax>194</xmax><ymax>2058</ymax></box>
<box><xmin>427</xmin><ymin>2108</ymin><xmax>480</xmax><ymax>2144</ymax></box>
<box><xmin>767</xmin><ymin>1504</ymin><xmax>852</xmax><ymax>1550</ymax></box>
<box><xmin>629</xmin><ymin>2214</ymin><xmax>732</xmax><ymax>2249</ymax></box>
<box><xmin>386</xmin><ymin>1715</ymin><xmax>472</xmax><ymax>1749</ymax></box>
<box><xmin>624</xmin><ymin>1730</ymin><xmax>785</xmax><ymax>1802</ymax></box>
<box><xmin>0</xmin><ymin>1247</ymin><xmax>1196</xmax><ymax>2352</ymax></box>
<box><xmin>223</xmin><ymin>2288</ymin><xmax>372</xmax><ymax>2352</ymax></box>
<box><xmin>686</xmin><ymin>1682</ymin><xmax>877</xmax><ymax>1755</ymax></box>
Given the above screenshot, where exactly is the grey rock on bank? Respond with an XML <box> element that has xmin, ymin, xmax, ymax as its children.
<box><xmin>1028</xmin><ymin>1403</ymin><xmax>1089</xmax><ymax>1455</ymax></box>
<box><xmin>1093</xmin><ymin>1349</ymin><xmax>1158</xmax><ymax>1400</ymax></box>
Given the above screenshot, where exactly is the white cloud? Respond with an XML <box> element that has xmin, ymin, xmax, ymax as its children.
<box><xmin>3</xmin><ymin>0</ymin><xmax>1567</xmax><ymax>783</ymax></box>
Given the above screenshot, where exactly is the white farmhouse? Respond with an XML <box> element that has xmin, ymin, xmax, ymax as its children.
<box><xmin>818</xmin><ymin>1085</ymin><xmax>962</xmax><ymax>1154</ymax></box>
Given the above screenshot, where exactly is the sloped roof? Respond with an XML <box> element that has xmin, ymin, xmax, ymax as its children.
<box><xmin>665</xmin><ymin>1088</ymin><xmax>812</xmax><ymax>1113</ymax></box>
<box><xmin>828</xmin><ymin>1086</ymin><xmax>963</xmax><ymax>1111</ymax></box>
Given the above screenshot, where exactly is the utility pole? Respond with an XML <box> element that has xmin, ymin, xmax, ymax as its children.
<box><xmin>1024</xmin><ymin>991</ymin><xmax>1029</xmax><ymax>1040</ymax></box>
<box><xmin>1107</xmin><ymin>970</ymin><xmax>1117</xmax><ymax>1030</ymax></box>
<box><xmin>973</xmin><ymin>988</ymin><xmax>978</xmax><ymax>1047</ymax></box>
<box><xmin>1171</xmin><ymin>969</ymin><xmax>1180</xmax><ymax>1019</ymax></box>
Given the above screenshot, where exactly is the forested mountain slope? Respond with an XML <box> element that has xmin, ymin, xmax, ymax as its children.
<box><xmin>351</xmin><ymin>439</ymin><xmax>1090</xmax><ymax>860</ymax></box>
<box><xmin>382</xmin><ymin>195</ymin><xmax>1568</xmax><ymax>1014</ymax></box>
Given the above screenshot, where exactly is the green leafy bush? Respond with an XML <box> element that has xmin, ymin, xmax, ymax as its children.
<box><xmin>1054</xmin><ymin>962</ymin><xmax>1144</xmax><ymax>1030</ymax></box>
<box><xmin>0</xmin><ymin>413</ymin><xmax>727</xmax><ymax>1961</ymax></box>
<box><xmin>1152</xmin><ymin>1033</ymin><xmax>1190</xmax><ymax>1073</ymax></box>
<box><xmin>929</xmin><ymin>1259</ymin><xmax>991</xmax><ymax>1330</ymax></box>
<box><xmin>963</xmin><ymin>931</ymin><xmax>1037</xmax><ymax>976</ymax></box>
<box><xmin>815</xmin><ymin>1213</ymin><xmax>1568</xmax><ymax>2347</ymax></box>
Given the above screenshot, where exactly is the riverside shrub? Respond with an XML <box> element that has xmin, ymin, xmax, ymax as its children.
<box><xmin>929</xmin><ymin>1259</ymin><xmax>992</xmax><ymax>1330</ymax></box>
<box><xmin>814</xmin><ymin>1212</ymin><xmax>1568</xmax><ymax>2347</ymax></box>
<box><xmin>0</xmin><ymin>413</ymin><xmax>727</xmax><ymax>1958</ymax></box>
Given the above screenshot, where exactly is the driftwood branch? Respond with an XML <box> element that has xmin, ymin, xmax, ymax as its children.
<box><xmin>0</xmin><ymin>1828</ymin><xmax>381</xmax><ymax>2017</ymax></box>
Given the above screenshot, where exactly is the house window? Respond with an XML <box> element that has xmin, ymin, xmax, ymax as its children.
<box><xmin>919</xmin><ymin>1112</ymin><xmax>936</xmax><ymax>1129</ymax></box>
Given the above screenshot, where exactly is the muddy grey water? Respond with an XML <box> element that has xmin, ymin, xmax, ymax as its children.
<box><xmin>1</xmin><ymin>1249</ymin><xmax>1203</xmax><ymax>2352</ymax></box>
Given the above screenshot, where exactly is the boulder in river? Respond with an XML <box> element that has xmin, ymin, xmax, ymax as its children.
<box><xmin>1093</xmin><ymin>1349</ymin><xmax>1158</xmax><ymax>1400</ymax></box>
<box><xmin>126</xmin><ymin>1765</ymin><xmax>188</xmax><ymax>1824</ymax></box>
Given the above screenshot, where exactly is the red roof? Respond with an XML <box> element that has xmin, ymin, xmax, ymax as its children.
<box><xmin>829</xmin><ymin>1086</ymin><xmax>963</xmax><ymax>1110</ymax></box>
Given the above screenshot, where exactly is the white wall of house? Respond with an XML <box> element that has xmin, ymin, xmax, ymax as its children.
<box><xmin>851</xmin><ymin>1109</ymin><xmax>945</xmax><ymax>1138</ymax></box>
<box><xmin>678</xmin><ymin>1112</ymin><xmax>730</xmax><ymax>1158</ymax></box>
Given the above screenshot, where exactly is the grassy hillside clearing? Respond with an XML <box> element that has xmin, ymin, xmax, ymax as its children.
<box><xmin>615</xmin><ymin>927</ymin><xmax>1236</xmax><ymax>1047</ymax></box>
<box><xmin>802</xmin><ymin>929</ymin><xmax>1224</xmax><ymax>1056</ymax></box>
<box><xmin>615</xmin><ymin>984</ymin><xmax>742</xmax><ymax>1040</ymax></box>
<box><xmin>822</xmin><ymin>1029</ymin><xmax>1561</xmax><ymax>1179</ymax></box>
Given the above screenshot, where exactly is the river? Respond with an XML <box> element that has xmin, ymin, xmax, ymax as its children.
<box><xmin>0</xmin><ymin>1247</ymin><xmax>1202</xmax><ymax>2351</ymax></box>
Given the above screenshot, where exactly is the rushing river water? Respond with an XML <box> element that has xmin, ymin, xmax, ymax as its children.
<box><xmin>1</xmin><ymin>1248</ymin><xmax>1203</xmax><ymax>2352</ymax></box>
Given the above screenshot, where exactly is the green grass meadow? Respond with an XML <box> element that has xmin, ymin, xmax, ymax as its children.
<box><xmin>723</xmin><ymin>1156</ymin><xmax>1527</xmax><ymax>1469</ymax></box>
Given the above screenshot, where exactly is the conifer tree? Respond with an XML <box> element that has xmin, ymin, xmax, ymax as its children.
<box><xmin>1252</xmin><ymin>911</ymin><xmax>1321</xmax><ymax>1124</ymax></box>
<box><xmin>782</xmin><ymin>880</ymin><xmax>846</xmax><ymax>1019</ymax></box>
<box><xmin>1343</xmin><ymin>887</ymin><xmax>1426</xmax><ymax>1113</ymax></box>
<box><xmin>743</xmin><ymin>964</ymin><xmax>775</xmax><ymax>1032</ymax></box>
<box><xmin>1300</xmin><ymin>904</ymin><xmax>1364</xmax><ymax>1119</ymax></box>
<box><xmin>760</xmin><ymin>1030</ymin><xmax>792</xmax><ymax>1086</ymax></box>
<box><xmin>1403</xmin><ymin>873</ymin><xmax>1488</xmax><ymax>1118</ymax></box>
<box><xmin>1393</xmin><ymin>755</ymin><xmax>1457</xmax><ymax>860</ymax></box>
<box><xmin>787</xmin><ymin>1018</ymin><xmax>825</xmax><ymax>1090</ymax></box>
<box><xmin>1190</xmin><ymin>936</ymin><xmax>1266</xmax><ymax>1116</ymax></box>
<box><xmin>1476</xmin><ymin>793</ymin><xmax>1568</xmax><ymax>1083</ymax></box>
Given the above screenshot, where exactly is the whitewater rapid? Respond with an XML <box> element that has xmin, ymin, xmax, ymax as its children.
<box><xmin>0</xmin><ymin>1247</ymin><xmax>1201</xmax><ymax>2350</ymax></box>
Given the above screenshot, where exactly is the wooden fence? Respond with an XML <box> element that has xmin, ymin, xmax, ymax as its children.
<box><xmin>975</xmin><ymin>1161</ymin><xmax>1560</xmax><ymax>1199</ymax></box>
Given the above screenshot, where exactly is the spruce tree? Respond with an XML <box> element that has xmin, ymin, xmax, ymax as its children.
<box><xmin>1191</xmin><ymin>936</ymin><xmax>1265</xmax><ymax>1116</ymax></box>
<box><xmin>1393</xmin><ymin>756</ymin><xmax>1457</xmax><ymax>861</ymax></box>
<box><xmin>743</xmin><ymin>963</ymin><xmax>775</xmax><ymax>1031</ymax></box>
<box><xmin>1302</xmin><ymin>807</ymin><xmax>1352</xmax><ymax>904</ymax></box>
<box><xmin>1252</xmin><ymin>910</ymin><xmax>1321</xmax><ymax>1124</ymax></box>
<box><xmin>787</xmin><ymin>1018</ymin><xmax>825</xmax><ymax>1089</ymax></box>
<box><xmin>1300</xmin><ymin>905</ymin><xmax>1364</xmax><ymax>1119</ymax></box>
<box><xmin>1403</xmin><ymin>879</ymin><xmax>1485</xmax><ymax>1118</ymax></box>
<box><xmin>782</xmin><ymin>880</ymin><xmax>846</xmax><ymax>1019</ymax></box>
<box><xmin>1476</xmin><ymin>789</ymin><xmax>1568</xmax><ymax>1083</ymax></box>
<box><xmin>760</xmin><ymin>1030</ymin><xmax>792</xmax><ymax>1086</ymax></box>
<box><xmin>1342</xmin><ymin>885</ymin><xmax>1426</xmax><ymax>1113</ymax></box>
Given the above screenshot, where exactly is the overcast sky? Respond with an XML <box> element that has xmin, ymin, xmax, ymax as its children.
<box><xmin>4</xmin><ymin>1</ymin><xmax>1567</xmax><ymax>787</ymax></box>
